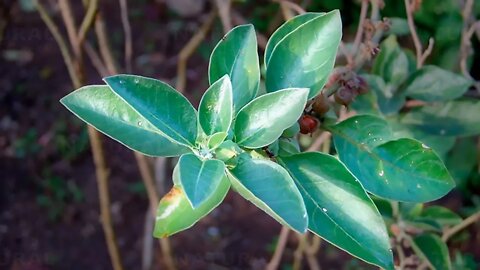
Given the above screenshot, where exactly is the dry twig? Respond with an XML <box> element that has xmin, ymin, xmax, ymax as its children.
<box><xmin>404</xmin><ymin>0</ymin><xmax>434</xmax><ymax>68</ymax></box>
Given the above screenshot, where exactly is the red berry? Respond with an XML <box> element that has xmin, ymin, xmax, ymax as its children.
<box><xmin>299</xmin><ymin>115</ymin><xmax>318</xmax><ymax>134</ymax></box>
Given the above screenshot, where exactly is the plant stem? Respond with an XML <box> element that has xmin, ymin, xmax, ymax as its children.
<box><xmin>352</xmin><ymin>0</ymin><xmax>369</xmax><ymax>55</ymax></box>
<box><xmin>118</xmin><ymin>0</ymin><xmax>133</xmax><ymax>73</ymax></box>
<box><xmin>292</xmin><ymin>234</ymin><xmax>307</xmax><ymax>270</ymax></box>
<box><xmin>35</xmin><ymin>0</ymin><xmax>80</xmax><ymax>87</ymax></box>
<box><xmin>37</xmin><ymin>2</ymin><xmax>124</xmax><ymax>269</ymax></box>
<box><xmin>176</xmin><ymin>11</ymin><xmax>216</xmax><ymax>93</ymax></box>
<box><xmin>266</xmin><ymin>226</ymin><xmax>290</xmax><ymax>270</ymax></box>
<box><xmin>404</xmin><ymin>0</ymin><xmax>434</xmax><ymax>68</ymax></box>
<box><xmin>78</xmin><ymin>0</ymin><xmax>98</xmax><ymax>45</ymax></box>
<box><xmin>442</xmin><ymin>211</ymin><xmax>480</xmax><ymax>242</ymax></box>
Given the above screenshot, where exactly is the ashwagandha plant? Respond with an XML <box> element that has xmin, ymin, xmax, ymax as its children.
<box><xmin>60</xmin><ymin>10</ymin><xmax>461</xmax><ymax>269</ymax></box>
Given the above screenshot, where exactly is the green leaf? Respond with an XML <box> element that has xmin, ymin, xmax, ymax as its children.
<box><xmin>446</xmin><ymin>138</ymin><xmax>478</xmax><ymax>186</ymax></box>
<box><xmin>279</xmin><ymin>152</ymin><xmax>393</xmax><ymax>270</ymax></box>
<box><xmin>264</xmin><ymin>13</ymin><xmax>323</xmax><ymax>67</ymax></box>
<box><xmin>399</xmin><ymin>99</ymin><xmax>480</xmax><ymax>136</ymax></box>
<box><xmin>153</xmin><ymin>178</ymin><xmax>230</xmax><ymax>237</ymax></box>
<box><xmin>60</xmin><ymin>85</ymin><xmax>190</xmax><ymax>157</ymax></box>
<box><xmin>266</xmin><ymin>10</ymin><xmax>342</xmax><ymax>98</ymax></box>
<box><xmin>403</xmin><ymin>66</ymin><xmax>472</xmax><ymax>102</ymax></box>
<box><xmin>198</xmin><ymin>75</ymin><xmax>233</xmax><ymax>135</ymax></box>
<box><xmin>372</xmin><ymin>35</ymin><xmax>409</xmax><ymax>86</ymax></box>
<box><xmin>227</xmin><ymin>155</ymin><xmax>307</xmax><ymax>233</ymax></box>
<box><xmin>420</xmin><ymin>206</ymin><xmax>462</xmax><ymax>226</ymax></box>
<box><xmin>208</xmin><ymin>132</ymin><xmax>228</xmax><ymax>150</ymax></box>
<box><xmin>209</xmin><ymin>24</ymin><xmax>260</xmax><ymax>112</ymax></box>
<box><xmin>234</xmin><ymin>88</ymin><xmax>309</xmax><ymax>148</ymax></box>
<box><xmin>178</xmin><ymin>154</ymin><xmax>226</xmax><ymax>208</ymax></box>
<box><xmin>362</xmin><ymin>74</ymin><xmax>405</xmax><ymax>115</ymax></box>
<box><xmin>388</xmin><ymin>119</ymin><xmax>456</xmax><ymax>159</ymax></box>
<box><xmin>412</xmin><ymin>234</ymin><xmax>452</xmax><ymax>270</ymax></box>
<box><xmin>104</xmin><ymin>75</ymin><xmax>197</xmax><ymax>146</ymax></box>
<box><xmin>278</xmin><ymin>138</ymin><xmax>300</xmax><ymax>157</ymax></box>
<box><xmin>329</xmin><ymin>115</ymin><xmax>455</xmax><ymax>202</ymax></box>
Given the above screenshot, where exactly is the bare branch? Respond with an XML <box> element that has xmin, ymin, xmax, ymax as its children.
<box><xmin>119</xmin><ymin>0</ymin><xmax>133</xmax><ymax>73</ymax></box>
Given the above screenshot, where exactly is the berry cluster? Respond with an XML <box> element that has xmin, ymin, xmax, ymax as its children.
<box><xmin>298</xmin><ymin>71</ymin><xmax>369</xmax><ymax>134</ymax></box>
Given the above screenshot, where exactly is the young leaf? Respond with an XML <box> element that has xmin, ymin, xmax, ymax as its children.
<box><xmin>198</xmin><ymin>75</ymin><xmax>233</xmax><ymax>135</ymax></box>
<box><xmin>234</xmin><ymin>88</ymin><xmax>309</xmax><ymax>148</ymax></box>
<box><xmin>329</xmin><ymin>115</ymin><xmax>455</xmax><ymax>202</ymax></box>
<box><xmin>208</xmin><ymin>132</ymin><xmax>228</xmax><ymax>150</ymax></box>
<box><xmin>178</xmin><ymin>154</ymin><xmax>226</xmax><ymax>208</ymax></box>
<box><xmin>153</xmin><ymin>178</ymin><xmax>230</xmax><ymax>238</ymax></box>
<box><xmin>209</xmin><ymin>24</ymin><xmax>260</xmax><ymax>112</ymax></box>
<box><xmin>372</xmin><ymin>35</ymin><xmax>410</xmax><ymax>86</ymax></box>
<box><xmin>403</xmin><ymin>65</ymin><xmax>472</xmax><ymax>102</ymax></box>
<box><xmin>104</xmin><ymin>74</ymin><xmax>197</xmax><ymax>146</ymax></box>
<box><xmin>60</xmin><ymin>85</ymin><xmax>190</xmax><ymax>157</ymax></box>
<box><xmin>412</xmin><ymin>234</ymin><xmax>452</xmax><ymax>270</ymax></box>
<box><xmin>227</xmin><ymin>156</ymin><xmax>308</xmax><ymax>233</ymax></box>
<box><xmin>266</xmin><ymin>10</ymin><xmax>342</xmax><ymax>98</ymax></box>
<box><xmin>399</xmin><ymin>99</ymin><xmax>480</xmax><ymax>136</ymax></box>
<box><xmin>279</xmin><ymin>152</ymin><xmax>394</xmax><ymax>270</ymax></box>
<box><xmin>264</xmin><ymin>13</ymin><xmax>323</xmax><ymax>67</ymax></box>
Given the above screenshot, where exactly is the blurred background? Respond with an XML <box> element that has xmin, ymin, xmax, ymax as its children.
<box><xmin>1</xmin><ymin>0</ymin><xmax>479</xmax><ymax>269</ymax></box>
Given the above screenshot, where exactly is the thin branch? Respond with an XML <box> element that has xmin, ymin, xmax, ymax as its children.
<box><xmin>78</xmin><ymin>0</ymin><xmax>98</xmax><ymax>44</ymax></box>
<box><xmin>304</xmin><ymin>235</ymin><xmax>321</xmax><ymax>270</ymax></box>
<box><xmin>118</xmin><ymin>0</ymin><xmax>133</xmax><ymax>73</ymax></box>
<box><xmin>58</xmin><ymin>0</ymin><xmax>79</xmax><ymax>56</ymax></box>
<box><xmin>442</xmin><ymin>211</ymin><xmax>480</xmax><ymax>242</ymax></box>
<box><xmin>266</xmin><ymin>226</ymin><xmax>290</xmax><ymax>270</ymax></box>
<box><xmin>214</xmin><ymin>0</ymin><xmax>232</xmax><ymax>34</ymax></box>
<box><xmin>292</xmin><ymin>234</ymin><xmax>306</xmax><ymax>270</ymax></box>
<box><xmin>307</xmin><ymin>132</ymin><xmax>331</xmax><ymax>152</ymax></box>
<box><xmin>88</xmin><ymin>127</ymin><xmax>125</xmax><ymax>270</ymax></box>
<box><xmin>459</xmin><ymin>0</ymin><xmax>478</xmax><ymax>79</ymax></box>
<box><xmin>404</xmin><ymin>0</ymin><xmax>433</xmax><ymax>68</ymax></box>
<box><xmin>84</xmin><ymin>41</ymin><xmax>109</xmax><ymax>77</ymax></box>
<box><xmin>95</xmin><ymin>13</ymin><xmax>118</xmax><ymax>75</ymax></box>
<box><xmin>35</xmin><ymin>0</ymin><xmax>80</xmax><ymax>87</ymax></box>
<box><xmin>176</xmin><ymin>11</ymin><xmax>216</xmax><ymax>93</ymax></box>
<box><xmin>352</xmin><ymin>0</ymin><xmax>369</xmax><ymax>54</ymax></box>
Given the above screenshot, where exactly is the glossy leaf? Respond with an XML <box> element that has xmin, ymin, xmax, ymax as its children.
<box><xmin>264</xmin><ymin>13</ymin><xmax>323</xmax><ymax>66</ymax></box>
<box><xmin>209</xmin><ymin>24</ymin><xmax>260</xmax><ymax>112</ymax></box>
<box><xmin>178</xmin><ymin>154</ymin><xmax>225</xmax><ymax>208</ymax></box>
<box><xmin>104</xmin><ymin>75</ymin><xmax>197</xmax><ymax>146</ymax></box>
<box><xmin>388</xmin><ymin>119</ymin><xmax>455</xmax><ymax>159</ymax></box>
<box><xmin>279</xmin><ymin>153</ymin><xmax>393</xmax><ymax>270</ymax></box>
<box><xmin>208</xmin><ymin>132</ymin><xmax>228</xmax><ymax>150</ymax></box>
<box><xmin>228</xmin><ymin>155</ymin><xmax>307</xmax><ymax>233</ymax></box>
<box><xmin>420</xmin><ymin>206</ymin><xmax>462</xmax><ymax>226</ymax></box>
<box><xmin>329</xmin><ymin>115</ymin><xmax>455</xmax><ymax>202</ymax></box>
<box><xmin>412</xmin><ymin>234</ymin><xmax>452</xmax><ymax>270</ymax></box>
<box><xmin>234</xmin><ymin>88</ymin><xmax>309</xmax><ymax>148</ymax></box>
<box><xmin>403</xmin><ymin>65</ymin><xmax>472</xmax><ymax>101</ymax></box>
<box><xmin>362</xmin><ymin>74</ymin><xmax>405</xmax><ymax>115</ymax></box>
<box><xmin>399</xmin><ymin>99</ymin><xmax>480</xmax><ymax>137</ymax></box>
<box><xmin>153</xmin><ymin>178</ymin><xmax>230</xmax><ymax>238</ymax></box>
<box><xmin>278</xmin><ymin>138</ymin><xmax>300</xmax><ymax>157</ymax></box>
<box><xmin>61</xmin><ymin>85</ymin><xmax>190</xmax><ymax>157</ymax></box>
<box><xmin>372</xmin><ymin>35</ymin><xmax>410</xmax><ymax>86</ymax></box>
<box><xmin>198</xmin><ymin>75</ymin><xmax>233</xmax><ymax>135</ymax></box>
<box><xmin>266</xmin><ymin>10</ymin><xmax>342</xmax><ymax>98</ymax></box>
